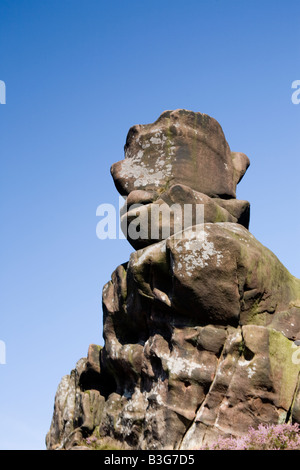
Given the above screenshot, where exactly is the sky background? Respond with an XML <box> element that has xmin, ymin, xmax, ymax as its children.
<box><xmin>0</xmin><ymin>0</ymin><xmax>299</xmax><ymax>450</ymax></box>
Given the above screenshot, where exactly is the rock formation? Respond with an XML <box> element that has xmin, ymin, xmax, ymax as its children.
<box><xmin>46</xmin><ymin>109</ymin><xmax>300</xmax><ymax>450</ymax></box>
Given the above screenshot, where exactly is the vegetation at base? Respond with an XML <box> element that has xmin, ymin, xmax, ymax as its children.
<box><xmin>82</xmin><ymin>435</ymin><xmax>126</xmax><ymax>450</ymax></box>
<box><xmin>201</xmin><ymin>423</ymin><xmax>300</xmax><ymax>450</ymax></box>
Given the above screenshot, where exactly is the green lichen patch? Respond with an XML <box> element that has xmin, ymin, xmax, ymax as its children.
<box><xmin>268</xmin><ymin>329</ymin><xmax>300</xmax><ymax>410</ymax></box>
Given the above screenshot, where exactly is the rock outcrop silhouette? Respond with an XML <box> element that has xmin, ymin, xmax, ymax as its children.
<box><xmin>46</xmin><ymin>109</ymin><xmax>300</xmax><ymax>450</ymax></box>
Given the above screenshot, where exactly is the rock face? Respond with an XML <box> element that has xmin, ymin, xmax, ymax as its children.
<box><xmin>46</xmin><ymin>110</ymin><xmax>300</xmax><ymax>450</ymax></box>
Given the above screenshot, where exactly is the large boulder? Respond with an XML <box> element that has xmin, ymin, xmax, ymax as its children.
<box><xmin>114</xmin><ymin>109</ymin><xmax>250</xmax><ymax>250</ymax></box>
<box><xmin>111</xmin><ymin>109</ymin><xmax>249</xmax><ymax>199</ymax></box>
<box><xmin>121</xmin><ymin>183</ymin><xmax>250</xmax><ymax>250</ymax></box>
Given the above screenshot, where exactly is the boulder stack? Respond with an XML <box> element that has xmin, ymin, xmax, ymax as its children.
<box><xmin>46</xmin><ymin>110</ymin><xmax>300</xmax><ymax>450</ymax></box>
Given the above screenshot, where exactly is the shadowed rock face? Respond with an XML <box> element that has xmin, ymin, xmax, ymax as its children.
<box><xmin>47</xmin><ymin>110</ymin><xmax>300</xmax><ymax>451</ymax></box>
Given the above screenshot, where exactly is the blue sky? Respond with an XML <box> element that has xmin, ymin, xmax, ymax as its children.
<box><xmin>0</xmin><ymin>0</ymin><xmax>299</xmax><ymax>449</ymax></box>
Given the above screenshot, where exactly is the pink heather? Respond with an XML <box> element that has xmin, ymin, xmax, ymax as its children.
<box><xmin>201</xmin><ymin>423</ymin><xmax>300</xmax><ymax>450</ymax></box>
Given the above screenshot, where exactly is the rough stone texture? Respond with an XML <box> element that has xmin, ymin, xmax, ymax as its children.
<box><xmin>114</xmin><ymin>109</ymin><xmax>250</xmax><ymax>250</ymax></box>
<box><xmin>47</xmin><ymin>110</ymin><xmax>300</xmax><ymax>450</ymax></box>
<box><xmin>121</xmin><ymin>184</ymin><xmax>250</xmax><ymax>250</ymax></box>
<box><xmin>111</xmin><ymin>109</ymin><xmax>249</xmax><ymax>199</ymax></box>
<box><xmin>46</xmin><ymin>346</ymin><xmax>106</xmax><ymax>450</ymax></box>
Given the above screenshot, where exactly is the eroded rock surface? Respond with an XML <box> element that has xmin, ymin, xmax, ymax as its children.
<box><xmin>114</xmin><ymin>109</ymin><xmax>250</xmax><ymax>250</ymax></box>
<box><xmin>47</xmin><ymin>110</ymin><xmax>300</xmax><ymax>450</ymax></box>
<box><xmin>111</xmin><ymin>109</ymin><xmax>249</xmax><ymax>199</ymax></box>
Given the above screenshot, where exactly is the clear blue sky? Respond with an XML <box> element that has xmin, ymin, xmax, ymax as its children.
<box><xmin>0</xmin><ymin>0</ymin><xmax>299</xmax><ymax>449</ymax></box>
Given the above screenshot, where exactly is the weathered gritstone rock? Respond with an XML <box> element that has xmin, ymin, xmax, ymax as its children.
<box><xmin>180</xmin><ymin>325</ymin><xmax>300</xmax><ymax>449</ymax></box>
<box><xmin>46</xmin><ymin>346</ymin><xmax>107</xmax><ymax>450</ymax></box>
<box><xmin>47</xmin><ymin>110</ymin><xmax>300</xmax><ymax>450</ymax></box>
<box><xmin>114</xmin><ymin>109</ymin><xmax>250</xmax><ymax>249</ymax></box>
<box><xmin>111</xmin><ymin>109</ymin><xmax>249</xmax><ymax>199</ymax></box>
<box><xmin>121</xmin><ymin>183</ymin><xmax>250</xmax><ymax>250</ymax></box>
